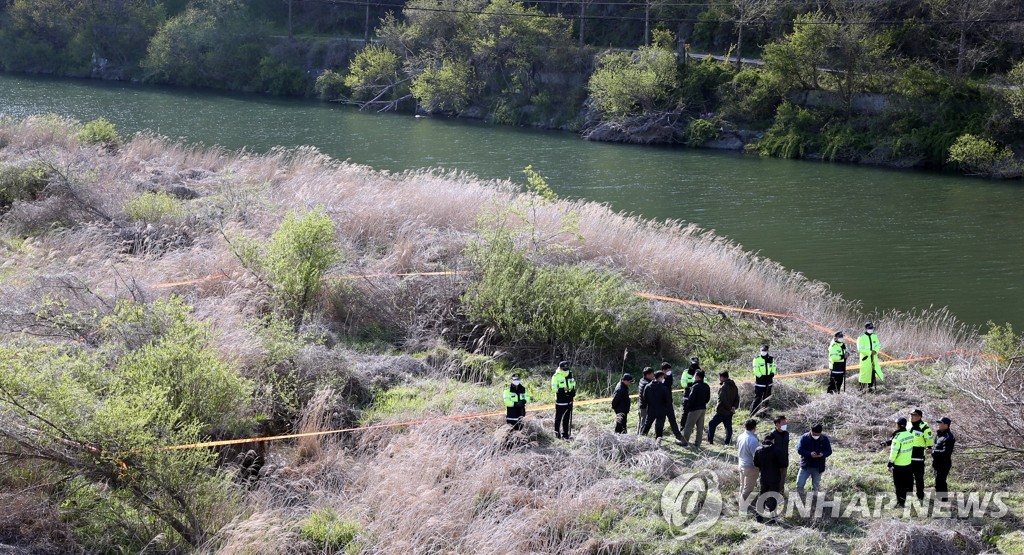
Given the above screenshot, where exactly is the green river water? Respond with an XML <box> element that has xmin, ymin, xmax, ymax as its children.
<box><xmin>2</xmin><ymin>73</ymin><xmax>1021</xmax><ymax>330</ymax></box>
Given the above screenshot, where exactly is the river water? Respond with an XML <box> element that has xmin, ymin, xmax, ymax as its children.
<box><xmin>2</xmin><ymin>73</ymin><xmax>1021</xmax><ymax>329</ymax></box>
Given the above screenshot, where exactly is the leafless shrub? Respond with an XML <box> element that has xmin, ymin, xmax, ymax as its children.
<box><xmin>741</xmin><ymin>527</ymin><xmax>835</xmax><ymax>555</ymax></box>
<box><xmin>856</xmin><ymin>520</ymin><xmax>984</xmax><ymax>555</ymax></box>
<box><xmin>296</xmin><ymin>388</ymin><xmax>336</xmax><ymax>463</ymax></box>
<box><xmin>201</xmin><ymin>510</ymin><xmax>308</xmax><ymax>555</ymax></box>
<box><xmin>950</xmin><ymin>350</ymin><xmax>1024</xmax><ymax>475</ymax></box>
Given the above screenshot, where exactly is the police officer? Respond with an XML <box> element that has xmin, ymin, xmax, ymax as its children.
<box><xmin>679</xmin><ymin>357</ymin><xmax>700</xmax><ymax>427</ymax></box>
<box><xmin>750</xmin><ymin>345</ymin><xmax>776</xmax><ymax>415</ymax></box>
<box><xmin>503</xmin><ymin>372</ymin><xmax>530</xmax><ymax>430</ymax></box>
<box><xmin>827</xmin><ymin>331</ymin><xmax>848</xmax><ymax>394</ymax></box>
<box><xmin>858</xmin><ymin>322</ymin><xmax>884</xmax><ymax>392</ymax></box>
<box><xmin>932</xmin><ymin>416</ymin><xmax>956</xmax><ymax>499</ymax></box>
<box><xmin>640</xmin><ymin>370</ymin><xmax>672</xmax><ymax>439</ymax></box>
<box><xmin>888</xmin><ymin>417</ymin><xmax>915</xmax><ymax>507</ymax></box>
<box><xmin>908</xmin><ymin>409</ymin><xmax>934</xmax><ymax>501</ymax></box>
<box><xmin>551</xmin><ymin>361</ymin><xmax>576</xmax><ymax>440</ymax></box>
<box><xmin>661</xmin><ymin>362</ymin><xmax>686</xmax><ymax>444</ymax></box>
<box><xmin>636</xmin><ymin>367</ymin><xmax>655</xmax><ymax>434</ymax></box>
<box><xmin>611</xmin><ymin>373</ymin><xmax>634</xmax><ymax>434</ymax></box>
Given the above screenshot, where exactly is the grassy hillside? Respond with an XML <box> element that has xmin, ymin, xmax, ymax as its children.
<box><xmin>0</xmin><ymin>115</ymin><xmax>1021</xmax><ymax>554</ymax></box>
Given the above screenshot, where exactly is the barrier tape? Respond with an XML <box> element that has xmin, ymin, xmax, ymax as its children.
<box><xmin>156</xmin><ymin>351</ymin><xmax>982</xmax><ymax>452</ymax></box>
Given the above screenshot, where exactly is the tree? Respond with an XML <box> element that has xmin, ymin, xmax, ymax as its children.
<box><xmin>928</xmin><ymin>0</ymin><xmax>1013</xmax><ymax>78</ymax></box>
<box><xmin>729</xmin><ymin>0</ymin><xmax>776</xmax><ymax>70</ymax></box>
<box><xmin>762</xmin><ymin>12</ymin><xmax>831</xmax><ymax>90</ymax></box>
<box><xmin>235</xmin><ymin>207</ymin><xmax>342</xmax><ymax>331</ymax></box>
<box><xmin>410</xmin><ymin>58</ymin><xmax>479</xmax><ymax>114</ymax></box>
<box><xmin>587</xmin><ymin>45</ymin><xmax>678</xmax><ymax>119</ymax></box>
<box><xmin>343</xmin><ymin>44</ymin><xmax>411</xmax><ymax>111</ymax></box>
<box><xmin>0</xmin><ymin>297</ymin><xmax>253</xmax><ymax>551</ymax></box>
<box><xmin>1005</xmin><ymin>60</ymin><xmax>1024</xmax><ymax>120</ymax></box>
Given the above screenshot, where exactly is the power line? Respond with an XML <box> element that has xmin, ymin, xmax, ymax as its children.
<box><xmin>316</xmin><ymin>0</ymin><xmax>1024</xmax><ymax>25</ymax></box>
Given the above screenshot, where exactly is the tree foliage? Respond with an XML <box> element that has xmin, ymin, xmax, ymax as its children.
<box><xmin>0</xmin><ymin>296</ymin><xmax>252</xmax><ymax>550</ymax></box>
<box><xmin>587</xmin><ymin>45</ymin><xmax>679</xmax><ymax>119</ymax></box>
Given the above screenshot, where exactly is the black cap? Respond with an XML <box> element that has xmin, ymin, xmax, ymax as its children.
<box><xmin>511</xmin><ymin>373</ymin><xmax>521</xmax><ymax>380</ymax></box>
<box><xmin>936</xmin><ymin>416</ymin><xmax>952</xmax><ymax>425</ymax></box>
<box><xmin>760</xmin><ymin>344</ymin><xmax>770</xmax><ymax>351</ymax></box>
<box><xmin>811</xmin><ymin>423</ymin><xmax>823</xmax><ymax>433</ymax></box>
<box><xmin>654</xmin><ymin>370</ymin><xmax>665</xmax><ymax>378</ymax></box>
<box><xmin>558</xmin><ymin>361</ymin><xmax>570</xmax><ymax>369</ymax></box>
<box><xmin>773</xmin><ymin>415</ymin><xmax>787</xmax><ymax>424</ymax></box>
<box><xmin>622</xmin><ymin>373</ymin><xmax>634</xmax><ymax>382</ymax></box>
<box><xmin>642</xmin><ymin>366</ymin><xmax>654</xmax><ymax>376</ymax></box>
<box><xmin>865</xmin><ymin>322</ymin><xmax>874</xmax><ymax>330</ymax></box>
<box><xmin>834</xmin><ymin>331</ymin><xmax>844</xmax><ymax>339</ymax></box>
<box><xmin>897</xmin><ymin>417</ymin><xmax>908</xmax><ymax>427</ymax></box>
<box><xmin>911</xmin><ymin>409</ymin><xmax>923</xmax><ymax>417</ymax></box>
<box><xmin>661</xmin><ymin>361</ymin><xmax>671</xmax><ymax>370</ymax></box>
<box><xmin>690</xmin><ymin>356</ymin><xmax>699</xmax><ymax>364</ymax></box>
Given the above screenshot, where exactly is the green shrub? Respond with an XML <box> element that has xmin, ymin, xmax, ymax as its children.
<box><xmin>411</xmin><ymin>58</ymin><xmax>478</xmax><ymax>114</ymax></box>
<box><xmin>0</xmin><ymin>161</ymin><xmax>49</xmax><ymax>210</ymax></box>
<box><xmin>462</xmin><ymin>227</ymin><xmax>651</xmax><ymax>353</ymax></box>
<box><xmin>315</xmin><ymin>70</ymin><xmax>347</xmax><ymax>100</ymax></box>
<box><xmin>257</xmin><ymin>56</ymin><xmax>308</xmax><ymax>96</ymax></box>
<box><xmin>124</xmin><ymin>191</ymin><xmax>186</xmax><ymax>224</ymax></box>
<box><xmin>343</xmin><ymin>44</ymin><xmax>405</xmax><ymax>103</ymax></box>
<box><xmin>300</xmin><ymin>508</ymin><xmax>362</xmax><ymax>553</ymax></box>
<box><xmin>982</xmin><ymin>322</ymin><xmax>1020</xmax><ymax>360</ymax></box>
<box><xmin>587</xmin><ymin>45</ymin><xmax>678</xmax><ymax>119</ymax></box>
<box><xmin>755</xmin><ymin>102</ymin><xmax>823</xmax><ymax>159</ymax></box>
<box><xmin>235</xmin><ymin>207</ymin><xmax>342</xmax><ymax>330</ymax></box>
<box><xmin>947</xmin><ymin>134</ymin><xmax>1013</xmax><ymax>174</ymax></box>
<box><xmin>77</xmin><ymin>117</ymin><xmax>120</xmax><ymax>147</ymax></box>
<box><xmin>685</xmin><ymin>118</ymin><xmax>719</xmax><ymax>147</ymax></box>
<box><xmin>821</xmin><ymin>122</ymin><xmax>870</xmax><ymax>162</ymax></box>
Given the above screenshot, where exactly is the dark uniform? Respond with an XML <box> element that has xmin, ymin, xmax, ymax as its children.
<box><xmin>551</xmin><ymin>362</ymin><xmax>577</xmax><ymax>439</ymax></box>
<box><xmin>611</xmin><ymin>375</ymin><xmax>633</xmax><ymax>434</ymax></box>
<box><xmin>932</xmin><ymin>418</ymin><xmax>955</xmax><ymax>498</ymax></box>
<box><xmin>636</xmin><ymin>371</ymin><xmax>654</xmax><ymax>434</ymax></box>
<box><xmin>662</xmin><ymin>365</ymin><xmax>685</xmax><ymax>441</ymax></box>
<box><xmin>751</xmin><ymin>347</ymin><xmax>776</xmax><ymax>415</ymax></box>
<box><xmin>640</xmin><ymin>374</ymin><xmax>672</xmax><ymax>438</ymax></box>
<box><xmin>888</xmin><ymin>419</ymin><xmax>915</xmax><ymax>507</ymax></box>
<box><xmin>679</xmin><ymin>359</ymin><xmax>699</xmax><ymax>427</ymax></box>
<box><xmin>753</xmin><ymin>435</ymin><xmax>784</xmax><ymax>518</ymax></box>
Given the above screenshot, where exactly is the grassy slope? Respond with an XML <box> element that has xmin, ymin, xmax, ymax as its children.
<box><xmin>0</xmin><ymin>116</ymin><xmax>1020</xmax><ymax>554</ymax></box>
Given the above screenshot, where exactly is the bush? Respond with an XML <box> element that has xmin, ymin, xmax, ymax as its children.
<box><xmin>947</xmin><ymin>133</ymin><xmax>1018</xmax><ymax>176</ymax></box>
<box><xmin>587</xmin><ymin>46</ymin><xmax>678</xmax><ymax>119</ymax></box>
<box><xmin>685</xmin><ymin>118</ymin><xmax>719</xmax><ymax>147</ymax></box>
<box><xmin>77</xmin><ymin>117</ymin><xmax>120</xmax><ymax>147</ymax></box>
<box><xmin>0</xmin><ymin>161</ymin><xmax>49</xmax><ymax>210</ymax></box>
<box><xmin>236</xmin><ymin>207</ymin><xmax>342</xmax><ymax>330</ymax></box>
<box><xmin>462</xmin><ymin>226</ymin><xmax>652</xmax><ymax>356</ymax></box>
<box><xmin>755</xmin><ymin>102</ymin><xmax>823</xmax><ymax>159</ymax></box>
<box><xmin>0</xmin><ymin>296</ymin><xmax>253</xmax><ymax>551</ymax></box>
<box><xmin>411</xmin><ymin>58</ymin><xmax>478</xmax><ymax>115</ymax></box>
<box><xmin>300</xmin><ymin>508</ymin><xmax>362</xmax><ymax>553</ymax></box>
<box><xmin>344</xmin><ymin>44</ymin><xmax>405</xmax><ymax>102</ymax></box>
<box><xmin>124</xmin><ymin>191</ymin><xmax>186</xmax><ymax>224</ymax></box>
<box><xmin>257</xmin><ymin>56</ymin><xmax>308</xmax><ymax>96</ymax></box>
<box><xmin>315</xmin><ymin>69</ymin><xmax>347</xmax><ymax>100</ymax></box>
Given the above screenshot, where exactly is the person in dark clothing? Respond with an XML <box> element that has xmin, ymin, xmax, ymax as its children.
<box><xmin>611</xmin><ymin>373</ymin><xmax>634</xmax><ymax>434</ymax></box>
<box><xmin>796</xmin><ymin>423</ymin><xmax>832</xmax><ymax>496</ymax></box>
<box><xmin>640</xmin><ymin>371</ymin><xmax>672</xmax><ymax>439</ymax></box>
<box><xmin>887</xmin><ymin>417</ymin><xmax>915</xmax><ymax>507</ymax></box>
<box><xmin>772</xmin><ymin>415</ymin><xmax>790</xmax><ymax>494</ymax></box>
<box><xmin>827</xmin><ymin>331</ymin><xmax>848</xmax><ymax>394</ymax></box>
<box><xmin>708</xmin><ymin>371</ymin><xmax>740</xmax><ymax>445</ymax></box>
<box><xmin>681</xmin><ymin>371</ymin><xmax>711</xmax><ymax>448</ymax></box>
<box><xmin>679</xmin><ymin>357</ymin><xmax>701</xmax><ymax>428</ymax></box>
<box><xmin>932</xmin><ymin>416</ymin><xmax>956</xmax><ymax>499</ymax></box>
<box><xmin>503</xmin><ymin>373</ymin><xmax>530</xmax><ymax>430</ymax></box>
<box><xmin>753</xmin><ymin>433</ymin><xmax>783</xmax><ymax>520</ymax></box>
<box><xmin>661</xmin><ymin>362</ymin><xmax>686</xmax><ymax>443</ymax></box>
<box><xmin>635</xmin><ymin>367</ymin><xmax>655</xmax><ymax>434</ymax></box>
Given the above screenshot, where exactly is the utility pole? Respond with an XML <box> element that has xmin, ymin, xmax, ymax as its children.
<box><xmin>365</xmin><ymin>0</ymin><xmax>371</xmax><ymax>44</ymax></box>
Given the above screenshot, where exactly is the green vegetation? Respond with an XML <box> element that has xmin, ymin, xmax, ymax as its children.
<box><xmin>1</xmin><ymin>114</ymin><xmax>1023</xmax><ymax>554</ymax></box>
<box><xmin>77</xmin><ymin>117</ymin><xmax>120</xmax><ymax>147</ymax></box>
<box><xmin>124</xmin><ymin>191</ymin><xmax>186</xmax><ymax>224</ymax></box>
<box><xmin>0</xmin><ymin>161</ymin><xmax>48</xmax><ymax>211</ymax></box>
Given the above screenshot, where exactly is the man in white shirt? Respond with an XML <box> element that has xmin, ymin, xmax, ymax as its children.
<box><xmin>736</xmin><ymin>418</ymin><xmax>761</xmax><ymax>509</ymax></box>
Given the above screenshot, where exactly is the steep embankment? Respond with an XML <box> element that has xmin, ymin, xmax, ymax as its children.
<box><xmin>0</xmin><ymin>116</ymin><xmax>1021</xmax><ymax>555</ymax></box>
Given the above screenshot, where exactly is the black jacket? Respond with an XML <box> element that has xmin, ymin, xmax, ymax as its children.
<box><xmin>771</xmin><ymin>429</ymin><xmax>790</xmax><ymax>466</ymax></box>
<box><xmin>637</xmin><ymin>377</ymin><xmax>653</xmax><ymax>409</ymax></box>
<box><xmin>611</xmin><ymin>382</ymin><xmax>631</xmax><ymax>414</ymax></box>
<box><xmin>643</xmin><ymin>381</ymin><xmax>672</xmax><ymax>417</ymax></box>
<box><xmin>754</xmin><ymin>444</ymin><xmax>783</xmax><ymax>488</ymax></box>
<box><xmin>715</xmin><ymin>379</ymin><xmax>740</xmax><ymax>415</ymax></box>
<box><xmin>933</xmin><ymin>429</ymin><xmax>955</xmax><ymax>461</ymax></box>
<box><xmin>685</xmin><ymin>381</ymin><xmax>711</xmax><ymax>412</ymax></box>
<box><xmin>683</xmin><ymin>364</ymin><xmax>699</xmax><ymax>398</ymax></box>
<box><xmin>664</xmin><ymin>372</ymin><xmax>675</xmax><ymax>399</ymax></box>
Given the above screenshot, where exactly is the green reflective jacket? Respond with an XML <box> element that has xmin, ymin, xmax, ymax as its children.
<box><xmin>829</xmin><ymin>340</ymin><xmax>847</xmax><ymax>363</ymax></box>
<box><xmin>890</xmin><ymin>430</ymin><xmax>915</xmax><ymax>466</ymax></box>
<box><xmin>857</xmin><ymin>333</ymin><xmax>884</xmax><ymax>383</ymax></box>
<box><xmin>752</xmin><ymin>356</ymin><xmax>777</xmax><ymax>378</ymax></box>
<box><xmin>503</xmin><ymin>386</ymin><xmax>530</xmax><ymax>408</ymax></box>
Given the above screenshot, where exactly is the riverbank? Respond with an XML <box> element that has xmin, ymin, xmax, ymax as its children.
<box><xmin>2</xmin><ymin>115</ymin><xmax>1022</xmax><ymax>554</ymax></box>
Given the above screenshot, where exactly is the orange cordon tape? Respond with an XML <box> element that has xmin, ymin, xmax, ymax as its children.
<box><xmin>158</xmin><ymin>352</ymin><xmax>989</xmax><ymax>452</ymax></box>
